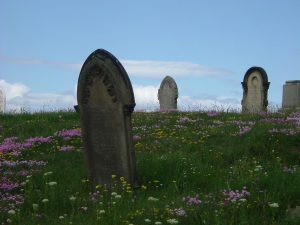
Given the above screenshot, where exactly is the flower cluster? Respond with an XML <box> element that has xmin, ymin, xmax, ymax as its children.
<box><xmin>170</xmin><ymin>207</ymin><xmax>187</xmax><ymax>217</ymax></box>
<box><xmin>56</xmin><ymin>129</ymin><xmax>81</xmax><ymax>138</ymax></box>
<box><xmin>269</xmin><ymin>128</ymin><xmax>297</xmax><ymax>136</ymax></box>
<box><xmin>183</xmin><ymin>194</ymin><xmax>202</xmax><ymax>206</ymax></box>
<box><xmin>178</xmin><ymin>117</ymin><xmax>196</xmax><ymax>124</ymax></box>
<box><xmin>223</xmin><ymin>187</ymin><xmax>250</xmax><ymax>205</ymax></box>
<box><xmin>207</xmin><ymin>111</ymin><xmax>219</xmax><ymax>117</ymax></box>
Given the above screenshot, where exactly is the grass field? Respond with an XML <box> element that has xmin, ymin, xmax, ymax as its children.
<box><xmin>0</xmin><ymin>110</ymin><xmax>299</xmax><ymax>225</ymax></box>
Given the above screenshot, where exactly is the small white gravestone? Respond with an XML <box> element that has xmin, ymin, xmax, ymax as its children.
<box><xmin>158</xmin><ymin>76</ymin><xmax>178</xmax><ymax>110</ymax></box>
<box><xmin>241</xmin><ymin>67</ymin><xmax>270</xmax><ymax>113</ymax></box>
<box><xmin>0</xmin><ymin>89</ymin><xmax>5</xmax><ymax>113</ymax></box>
<box><xmin>282</xmin><ymin>80</ymin><xmax>300</xmax><ymax>110</ymax></box>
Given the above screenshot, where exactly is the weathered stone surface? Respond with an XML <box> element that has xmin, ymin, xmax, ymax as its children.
<box><xmin>241</xmin><ymin>67</ymin><xmax>270</xmax><ymax>113</ymax></box>
<box><xmin>0</xmin><ymin>89</ymin><xmax>5</xmax><ymax>113</ymax></box>
<box><xmin>75</xmin><ymin>49</ymin><xmax>139</xmax><ymax>188</ymax></box>
<box><xmin>282</xmin><ymin>80</ymin><xmax>300</xmax><ymax>110</ymax></box>
<box><xmin>158</xmin><ymin>76</ymin><xmax>178</xmax><ymax>110</ymax></box>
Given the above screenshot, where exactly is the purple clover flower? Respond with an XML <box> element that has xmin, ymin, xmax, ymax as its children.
<box><xmin>0</xmin><ymin>193</ymin><xmax>24</xmax><ymax>213</ymax></box>
<box><xmin>207</xmin><ymin>111</ymin><xmax>219</xmax><ymax>117</ymax></box>
<box><xmin>0</xmin><ymin>177</ymin><xmax>21</xmax><ymax>191</ymax></box>
<box><xmin>178</xmin><ymin>117</ymin><xmax>195</xmax><ymax>124</ymax></box>
<box><xmin>57</xmin><ymin>129</ymin><xmax>81</xmax><ymax>138</ymax></box>
<box><xmin>223</xmin><ymin>187</ymin><xmax>250</xmax><ymax>205</ymax></box>
<box><xmin>260</xmin><ymin>118</ymin><xmax>288</xmax><ymax>124</ymax></box>
<box><xmin>1</xmin><ymin>160</ymin><xmax>47</xmax><ymax>168</ymax></box>
<box><xmin>183</xmin><ymin>195</ymin><xmax>202</xmax><ymax>206</ymax></box>
<box><xmin>171</xmin><ymin>208</ymin><xmax>187</xmax><ymax>217</ymax></box>
<box><xmin>59</xmin><ymin>145</ymin><xmax>74</xmax><ymax>152</ymax></box>
<box><xmin>283</xmin><ymin>166</ymin><xmax>297</xmax><ymax>173</ymax></box>
<box><xmin>269</xmin><ymin>128</ymin><xmax>297</xmax><ymax>136</ymax></box>
<box><xmin>133</xmin><ymin>135</ymin><xmax>142</xmax><ymax>142</ymax></box>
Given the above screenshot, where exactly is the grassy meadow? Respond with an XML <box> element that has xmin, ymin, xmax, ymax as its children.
<box><xmin>0</xmin><ymin>110</ymin><xmax>299</xmax><ymax>225</ymax></box>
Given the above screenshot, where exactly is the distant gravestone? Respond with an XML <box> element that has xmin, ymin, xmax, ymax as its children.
<box><xmin>75</xmin><ymin>49</ymin><xmax>139</xmax><ymax>188</ymax></box>
<box><xmin>282</xmin><ymin>80</ymin><xmax>300</xmax><ymax>110</ymax></box>
<box><xmin>158</xmin><ymin>76</ymin><xmax>178</xmax><ymax>110</ymax></box>
<box><xmin>241</xmin><ymin>67</ymin><xmax>270</xmax><ymax>113</ymax></box>
<box><xmin>0</xmin><ymin>89</ymin><xmax>5</xmax><ymax>113</ymax></box>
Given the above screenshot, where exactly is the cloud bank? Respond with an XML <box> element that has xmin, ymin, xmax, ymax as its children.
<box><xmin>0</xmin><ymin>79</ymin><xmax>240</xmax><ymax>113</ymax></box>
<box><xmin>0</xmin><ymin>55</ymin><xmax>231</xmax><ymax>79</ymax></box>
<box><xmin>122</xmin><ymin>60</ymin><xmax>231</xmax><ymax>78</ymax></box>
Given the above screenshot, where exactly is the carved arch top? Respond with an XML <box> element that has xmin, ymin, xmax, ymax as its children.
<box><xmin>77</xmin><ymin>49</ymin><xmax>135</xmax><ymax>109</ymax></box>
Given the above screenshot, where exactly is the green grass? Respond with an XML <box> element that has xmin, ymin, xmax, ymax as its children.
<box><xmin>0</xmin><ymin>110</ymin><xmax>299</xmax><ymax>224</ymax></box>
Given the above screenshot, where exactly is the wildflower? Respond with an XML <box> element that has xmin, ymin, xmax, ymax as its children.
<box><xmin>57</xmin><ymin>129</ymin><xmax>81</xmax><ymax>138</ymax></box>
<box><xmin>59</xmin><ymin>216</ymin><xmax>64</xmax><ymax>219</ymax></box>
<box><xmin>7</xmin><ymin>209</ymin><xmax>16</xmax><ymax>215</ymax></box>
<box><xmin>166</xmin><ymin>218</ymin><xmax>179</xmax><ymax>224</ymax></box>
<box><xmin>207</xmin><ymin>111</ymin><xmax>219</xmax><ymax>117</ymax></box>
<box><xmin>69</xmin><ymin>196</ymin><xmax>76</xmax><ymax>201</ymax></box>
<box><xmin>115</xmin><ymin>195</ymin><xmax>122</xmax><ymax>199</ymax></box>
<box><xmin>111</xmin><ymin>192</ymin><xmax>118</xmax><ymax>196</ymax></box>
<box><xmin>43</xmin><ymin>171</ymin><xmax>53</xmax><ymax>176</ymax></box>
<box><xmin>223</xmin><ymin>187</ymin><xmax>250</xmax><ymax>204</ymax></box>
<box><xmin>32</xmin><ymin>203</ymin><xmax>39</xmax><ymax>210</ymax></box>
<box><xmin>98</xmin><ymin>210</ymin><xmax>105</xmax><ymax>214</ymax></box>
<box><xmin>183</xmin><ymin>195</ymin><xmax>201</xmax><ymax>206</ymax></box>
<box><xmin>269</xmin><ymin>202</ymin><xmax>279</xmax><ymax>208</ymax></box>
<box><xmin>155</xmin><ymin>222</ymin><xmax>162</xmax><ymax>225</ymax></box>
<box><xmin>145</xmin><ymin>218</ymin><xmax>151</xmax><ymax>223</ymax></box>
<box><xmin>59</xmin><ymin>145</ymin><xmax>74</xmax><ymax>152</ymax></box>
<box><xmin>148</xmin><ymin>196</ymin><xmax>159</xmax><ymax>202</ymax></box>
<box><xmin>283</xmin><ymin>166</ymin><xmax>296</xmax><ymax>173</ymax></box>
<box><xmin>48</xmin><ymin>181</ymin><xmax>57</xmax><ymax>186</ymax></box>
<box><xmin>42</xmin><ymin>198</ymin><xmax>49</xmax><ymax>203</ymax></box>
<box><xmin>141</xmin><ymin>185</ymin><xmax>147</xmax><ymax>190</ymax></box>
<box><xmin>171</xmin><ymin>208</ymin><xmax>186</xmax><ymax>217</ymax></box>
<box><xmin>133</xmin><ymin>135</ymin><xmax>142</xmax><ymax>142</ymax></box>
<box><xmin>81</xmin><ymin>206</ymin><xmax>88</xmax><ymax>211</ymax></box>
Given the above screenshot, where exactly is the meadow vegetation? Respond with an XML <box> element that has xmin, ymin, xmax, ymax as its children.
<box><xmin>0</xmin><ymin>110</ymin><xmax>299</xmax><ymax>225</ymax></box>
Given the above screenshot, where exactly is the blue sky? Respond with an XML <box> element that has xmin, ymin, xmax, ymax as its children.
<box><xmin>0</xmin><ymin>0</ymin><xmax>299</xmax><ymax>111</ymax></box>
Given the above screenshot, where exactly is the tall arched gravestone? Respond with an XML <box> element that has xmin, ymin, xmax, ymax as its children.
<box><xmin>241</xmin><ymin>67</ymin><xmax>270</xmax><ymax>113</ymax></box>
<box><xmin>0</xmin><ymin>89</ymin><xmax>6</xmax><ymax>113</ymax></box>
<box><xmin>76</xmin><ymin>49</ymin><xmax>139</xmax><ymax>188</ymax></box>
<box><xmin>158</xmin><ymin>76</ymin><xmax>178</xmax><ymax>110</ymax></box>
<box><xmin>282</xmin><ymin>80</ymin><xmax>300</xmax><ymax>110</ymax></box>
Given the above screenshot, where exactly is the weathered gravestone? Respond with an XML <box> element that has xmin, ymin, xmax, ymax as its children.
<box><xmin>0</xmin><ymin>89</ymin><xmax>5</xmax><ymax>113</ymax></box>
<box><xmin>241</xmin><ymin>67</ymin><xmax>270</xmax><ymax>113</ymax></box>
<box><xmin>75</xmin><ymin>49</ymin><xmax>139</xmax><ymax>188</ymax></box>
<box><xmin>158</xmin><ymin>76</ymin><xmax>178</xmax><ymax>110</ymax></box>
<box><xmin>282</xmin><ymin>80</ymin><xmax>300</xmax><ymax>110</ymax></box>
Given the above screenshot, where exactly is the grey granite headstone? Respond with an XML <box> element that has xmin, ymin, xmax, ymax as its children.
<box><xmin>0</xmin><ymin>89</ymin><xmax>5</xmax><ymax>113</ymax></box>
<box><xmin>75</xmin><ymin>49</ymin><xmax>139</xmax><ymax>188</ymax></box>
<box><xmin>282</xmin><ymin>80</ymin><xmax>300</xmax><ymax>110</ymax></box>
<box><xmin>158</xmin><ymin>76</ymin><xmax>178</xmax><ymax>110</ymax></box>
<box><xmin>241</xmin><ymin>67</ymin><xmax>270</xmax><ymax>113</ymax></box>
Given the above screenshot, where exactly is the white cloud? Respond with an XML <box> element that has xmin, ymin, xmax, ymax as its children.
<box><xmin>0</xmin><ymin>79</ymin><xmax>30</xmax><ymax>100</ymax></box>
<box><xmin>0</xmin><ymin>79</ymin><xmax>240</xmax><ymax>113</ymax></box>
<box><xmin>133</xmin><ymin>84</ymin><xmax>159</xmax><ymax>110</ymax></box>
<box><xmin>178</xmin><ymin>95</ymin><xmax>241</xmax><ymax>112</ymax></box>
<box><xmin>0</xmin><ymin>55</ymin><xmax>231</xmax><ymax>78</ymax></box>
<box><xmin>122</xmin><ymin>60</ymin><xmax>230</xmax><ymax>78</ymax></box>
<box><xmin>132</xmin><ymin>84</ymin><xmax>241</xmax><ymax>111</ymax></box>
<box><xmin>0</xmin><ymin>79</ymin><xmax>76</xmax><ymax>112</ymax></box>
